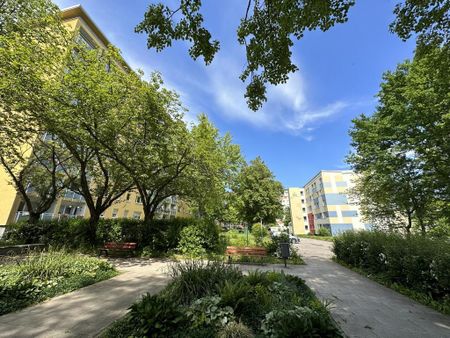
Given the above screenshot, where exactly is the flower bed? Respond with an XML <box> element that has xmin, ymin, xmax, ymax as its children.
<box><xmin>101</xmin><ymin>260</ymin><xmax>342</xmax><ymax>337</ymax></box>
<box><xmin>0</xmin><ymin>250</ymin><xmax>117</xmax><ymax>315</ymax></box>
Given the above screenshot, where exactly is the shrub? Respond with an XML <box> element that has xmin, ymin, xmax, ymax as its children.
<box><xmin>251</xmin><ymin>223</ymin><xmax>269</xmax><ymax>245</ymax></box>
<box><xmin>128</xmin><ymin>294</ymin><xmax>187</xmax><ymax>337</ymax></box>
<box><xmin>317</xmin><ymin>226</ymin><xmax>332</xmax><ymax>237</ymax></box>
<box><xmin>185</xmin><ymin>296</ymin><xmax>234</xmax><ymax>329</ymax></box>
<box><xmin>177</xmin><ymin>220</ymin><xmax>220</xmax><ymax>257</ymax></box>
<box><xmin>4</xmin><ymin>217</ymin><xmax>221</xmax><ymax>255</ymax></box>
<box><xmin>261</xmin><ymin>306</ymin><xmax>342</xmax><ymax>337</ymax></box>
<box><xmin>333</xmin><ymin>231</ymin><xmax>450</xmax><ymax>306</ymax></box>
<box><xmin>217</xmin><ymin>321</ymin><xmax>255</xmax><ymax>338</ymax></box>
<box><xmin>0</xmin><ymin>250</ymin><xmax>116</xmax><ymax>315</ymax></box>
<box><xmin>163</xmin><ymin>260</ymin><xmax>242</xmax><ymax>305</ymax></box>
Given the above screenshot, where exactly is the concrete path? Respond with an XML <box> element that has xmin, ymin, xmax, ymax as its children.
<box><xmin>0</xmin><ymin>259</ymin><xmax>171</xmax><ymax>338</ymax></box>
<box><xmin>241</xmin><ymin>239</ymin><xmax>450</xmax><ymax>338</ymax></box>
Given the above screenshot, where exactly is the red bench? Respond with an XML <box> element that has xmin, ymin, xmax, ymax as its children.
<box><xmin>99</xmin><ymin>242</ymin><xmax>137</xmax><ymax>257</ymax></box>
<box><xmin>226</xmin><ymin>246</ymin><xmax>268</xmax><ymax>264</ymax></box>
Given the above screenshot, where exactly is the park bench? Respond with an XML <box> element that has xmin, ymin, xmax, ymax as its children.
<box><xmin>98</xmin><ymin>242</ymin><xmax>137</xmax><ymax>257</ymax></box>
<box><xmin>226</xmin><ymin>246</ymin><xmax>268</xmax><ymax>264</ymax></box>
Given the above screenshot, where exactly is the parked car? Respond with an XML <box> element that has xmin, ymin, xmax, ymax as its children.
<box><xmin>289</xmin><ymin>235</ymin><xmax>300</xmax><ymax>244</ymax></box>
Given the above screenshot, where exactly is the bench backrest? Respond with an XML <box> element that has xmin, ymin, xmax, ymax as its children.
<box><xmin>226</xmin><ymin>246</ymin><xmax>267</xmax><ymax>255</ymax></box>
<box><xmin>104</xmin><ymin>242</ymin><xmax>137</xmax><ymax>250</ymax></box>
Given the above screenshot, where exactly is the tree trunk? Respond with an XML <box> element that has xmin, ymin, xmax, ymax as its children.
<box><xmin>28</xmin><ymin>212</ymin><xmax>40</xmax><ymax>224</ymax></box>
<box><xmin>417</xmin><ymin>216</ymin><xmax>426</xmax><ymax>236</ymax></box>
<box><xmin>88</xmin><ymin>212</ymin><xmax>100</xmax><ymax>246</ymax></box>
<box><xmin>144</xmin><ymin>205</ymin><xmax>156</xmax><ymax>224</ymax></box>
<box><xmin>405</xmin><ymin>212</ymin><xmax>412</xmax><ymax>235</ymax></box>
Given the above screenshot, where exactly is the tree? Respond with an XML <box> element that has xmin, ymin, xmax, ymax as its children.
<box><xmin>46</xmin><ymin>45</ymin><xmax>145</xmax><ymax>242</ymax></box>
<box><xmin>188</xmin><ymin>114</ymin><xmax>244</xmax><ymax>220</ymax></box>
<box><xmin>0</xmin><ymin>0</ymin><xmax>71</xmax><ymax>223</ymax></box>
<box><xmin>0</xmin><ymin>114</ymin><xmax>70</xmax><ymax>223</ymax></box>
<box><xmin>136</xmin><ymin>0</ymin><xmax>449</xmax><ymax>111</ymax></box>
<box><xmin>390</xmin><ymin>0</ymin><xmax>450</xmax><ymax>47</ymax></box>
<box><xmin>283</xmin><ymin>206</ymin><xmax>292</xmax><ymax>226</ymax></box>
<box><xmin>233</xmin><ymin>157</ymin><xmax>283</xmax><ymax>224</ymax></box>
<box><xmin>347</xmin><ymin>44</ymin><xmax>450</xmax><ymax>235</ymax></box>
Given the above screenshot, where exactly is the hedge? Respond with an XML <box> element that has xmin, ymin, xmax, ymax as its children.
<box><xmin>333</xmin><ymin>231</ymin><xmax>450</xmax><ymax>308</ymax></box>
<box><xmin>3</xmin><ymin>218</ymin><xmax>222</xmax><ymax>256</ymax></box>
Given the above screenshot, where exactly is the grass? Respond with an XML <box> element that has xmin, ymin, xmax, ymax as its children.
<box><xmin>0</xmin><ymin>250</ymin><xmax>117</xmax><ymax>315</ymax></box>
<box><xmin>100</xmin><ymin>260</ymin><xmax>343</xmax><ymax>337</ymax></box>
<box><xmin>334</xmin><ymin>258</ymin><xmax>450</xmax><ymax>315</ymax></box>
<box><xmin>299</xmin><ymin>234</ymin><xmax>334</xmax><ymax>242</ymax></box>
<box><xmin>223</xmin><ymin>230</ymin><xmax>304</xmax><ymax>265</ymax></box>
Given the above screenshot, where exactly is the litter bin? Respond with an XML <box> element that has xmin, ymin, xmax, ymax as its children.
<box><xmin>280</xmin><ymin>242</ymin><xmax>290</xmax><ymax>267</ymax></box>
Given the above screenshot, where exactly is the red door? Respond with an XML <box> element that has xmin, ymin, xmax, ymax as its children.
<box><xmin>308</xmin><ymin>213</ymin><xmax>315</xmax><ymax>234</ymax></box>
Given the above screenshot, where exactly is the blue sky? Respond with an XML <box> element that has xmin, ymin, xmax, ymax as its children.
<box><xmin>54</xmin><ymin>0</ymin><xmax>415</xmax><ymax>187</ymax></box>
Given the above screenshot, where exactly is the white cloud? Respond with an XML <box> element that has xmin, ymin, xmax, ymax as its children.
<box><xmin>200</xmin><ymin>54</ymin><xmax>349</xmax><ymax>139</ymax></box>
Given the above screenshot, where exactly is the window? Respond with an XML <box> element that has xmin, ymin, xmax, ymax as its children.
<box><xmin>77</xmin><ymin>29</ymin><xmax>96</xmax><ymax>49</ymax></box>
<box><xmin>123</xmin><ymin>210</ymin><xmax>129</xmax><ymax>218</ymax></box>
<box><xmin>301</xmin><ymin>199</ymin><xmax>305</xmax><ymax>203</ymax></box>
<box><xmin>135</xmin><ymin>196</ymin><xmax>142</xmax><ymax>204</ymax></box>
<box><xmin>132</xmin><ymin>212</ymin><xmax>141</xmax><ymax>220</ymax></box>
<box><xmin>302</xmin><ymin>207</ymin><xmax>306</xmax><ymax>212</ymax></box>
<box><xmin>342</xmin><ymin>210</ymin><xmax>358</xmax><ymax>217</ymax></box>
<box><xmin>303</xmin><ymin>216</ymin><xmax>307</xmax><ymax>221</ymax></box>
<box><xmin>305</xmin><ymin>225</ymin><xmax>308</xmax><ymax>230</ymax></box>
<box><xmin>112</xmin><ymin>209</ymin><xmax>118</xmax><ymax>218</ymax></box>
<box><xmin>126</xmin><ymin>193</ymin><xmax>131</xmax><ymax>201</ymax></box>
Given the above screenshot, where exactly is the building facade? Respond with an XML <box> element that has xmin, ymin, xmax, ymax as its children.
<box><xmin>287</xmin><ymin>187</ymin><xmax>309</xmax><ymax>235</ymax></box>
<box><xmin>0</xmin><ymin>5</ymin><xmax>188</xmax><ymax>226</ymax></box>
<box><xmin>284</xmin><ymin>170</ymin><xmax>368</xmax><ymax>236</ymax></box>
<box><xmin>303</xmin><ymin>170</ymin><xmax>367</xmax><ymax>235</ymax></box>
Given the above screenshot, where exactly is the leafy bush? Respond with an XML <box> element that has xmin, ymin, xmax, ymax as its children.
<box><xmin>217</xmin><ymin>321</ymin><xmax>255</xmax><ymax>338</ymax></box>
<box><xmin>261</xmin><ymin>306</ymin><xmax>341</xmax><ymax>337</ymax></box>
<box><xmin>4</xmin><ymin>218</ymin><xmax>222</xmax><ymax>256</ymax></box>
<box><xmin>251</xmin><ymin>223</ymin><xmax>269</xmax><ymax>245</ymax></box>
<box><xmin>128</xmin><ymin>294</ymin><xmax>187</xmax><ymax>337</ymax></box>
<box><xmin>333</xmin><ymin>231</ymin><xmax>450</xmax><ymax>311</ymax></box>
<box><xmin>177</xmin><ymin>220</ymin><xmax>221</xmax><ymax>257</ymax></box>
<box><xmin>317</xmin><ymin>226</ymin><xmax>332</xmax><ymax>237</ymax></box>
<box><xmin>0</xmin><ymin>250</ymin><xmax>116</xmax><ymax>315</ymax></box>
<box><xmin>185</xmin><ymin>296</ymin><xmax>234</xmax><ymax>329</ymax></box>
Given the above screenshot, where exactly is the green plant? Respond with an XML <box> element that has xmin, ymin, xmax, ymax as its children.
<box><xmin>163</xmin><ymin>260</ymin><xmax>242</xmax><ymax>305</ymax></box>
<box><xmin>261</xmin><ymin>305</ymin><xmax>343</xmax><ymax>338</ymax></box>
<box><xmin>177</xmin><ymin>220</ymin><xmax>221</xmax><ymax>257</ymax></box>
<box><xmin>217</xmin><ymin>321</ymin><xmax>255</xmax><ymax>338</ymax></box>
<box><xmin>0</xmin><ymin>249</ymin><xmax>116</xmax><ymax>315</ymax></box>
<box><xmin>185</xmin><ymin>296</ymin><xmax>234</xmax><ymax>328</ymax></box>
<box><xmin>317</xmin><ymin>226</ymin><xmax>332</xmax><ymax>237</ymax></box>
<box><xmin>333</xmin><ymin>231</ymin><xmax>450</xmax><ymax>311</ymax></box>
<box><xmin>128</xmin><ymin>294</ymin><xmax>187</xmax><ymax>337</ymax></box>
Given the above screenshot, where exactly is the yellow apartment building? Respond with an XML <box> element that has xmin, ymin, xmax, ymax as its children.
<box><xmin>0</xmin><ymin>5</ymin><xmax>189</xmax><ymax>226</ymax></box>
<box><xmin>287</xmin><ymin>187</ymin><xmax>309</xmax><ymax>235</ymax></box>
<box><xmin>303</xmin><ymin>170</ymin><xmax>367</xmax><ymax>235</ymax></box>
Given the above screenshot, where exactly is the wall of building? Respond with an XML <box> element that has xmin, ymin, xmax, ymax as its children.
<box><xmin>287</xmin><ymin>187</ymin><xmax>308</xmax><ymax>235</ymax></box>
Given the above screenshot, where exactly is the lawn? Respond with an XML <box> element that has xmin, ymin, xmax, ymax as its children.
<box><xmin>299</xmin><ymin>234</ymin><xmax>334</xmax><ymax>242</ymax></box>
<box><xmin>223</xmin><ymin>230</ymin><xmax>304</xmax><ymax>265</ymax></box>
<box><xmin>100</xmin><ymin>260</ymin><xmax>343</xmax><ymax>337</ymax></box>
<box><xmin>0</xmin><ymin>250</ymin><xmax>117</xmax><ymax>315</ymax></box>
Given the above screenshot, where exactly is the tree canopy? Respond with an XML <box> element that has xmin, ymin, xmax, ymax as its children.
<box><xmin>347</xmin><ymin>44</ymin><xmax>450</xmax><ymax>234</ymax></box>
<box><xmin>233</xmin><ymin>157</ymin><xmax>283</xmax><ymax>224</ymax></box>
<box><xmin>136</xmin><ymin>0</ymin><xmax>449</xmax><ymax>111</ymax></box>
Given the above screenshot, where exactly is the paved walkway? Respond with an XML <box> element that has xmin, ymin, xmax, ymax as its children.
<box><xmin>0</xmin><ymin>259</ymin><xmax>171</xmax><ymax>338</ymax></box>
<box><xmin>241</xmin><ymin>239</ymin><xmax>450</xmax><ymax>338</ymax></box>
